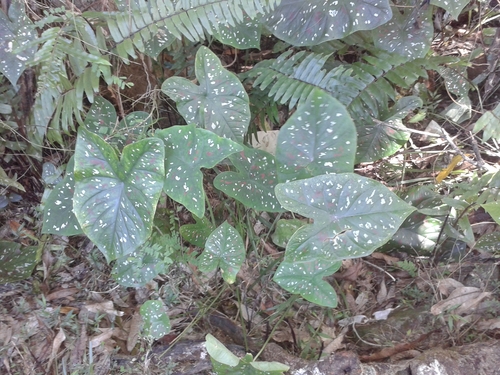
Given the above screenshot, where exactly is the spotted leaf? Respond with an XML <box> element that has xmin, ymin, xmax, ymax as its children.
<box><xmin>156</xmin><ymin>124</ymin><xmax>242</xmax><ymax>218</ymax></box>
<box><xmin>274</xmin><ymin>173</ymin><xmax>414</xmax><ymax>307</ymax></box>
<box><xmin>180</xmin><ymin>215</ymin><xmax>216</xmax><ymax>247</ymax></box>
<box><xmin>0</xmin><ymin>242</ymin><xmax>40</xmax><ymax>283</ymax></box>
<box><xmin>198</xmin><ymin>221</ymin><xmax>245</xmax><ymax>284</ymax></box>
<box><xmin>84</xmin><ymin>96</ymin><xmax>117</xmax><ymax>136</ymax></box>
<box><xmin>214</xmin><ymin>147</ymin><xmax>284</xmax><ymax>212</ymax></box>
<box><xmin>263</xmin><ymin>0</ymin><xmax>392</xmax><ymax>46</ymax></box>
<box><xmin>73</xmin><ymin>128</ymin><xmax>165</xmax><ymax>262</ymax></box>
<box><xmin>161</xmin><ymin>46</ymin><xmax>250</xmax><ymax>143</ymax></box>
<box><xmin>0</xmin><ymin>2</ymin><xmax>35</xmax><ymax>87</ymax></box>
<box><xmin>374</xmin><ymin>1</ymin><xmax>433</xmax><ymax>59</ymax></box>
<box><xmin>212</xmin><ymin>15</ymin><xmax>261</xmax><ymax>49</ymax></box>
<box><xmin>431</xmin><ymin>0</ymin><xmax>468</xmax><ymax>20</ymax></box>
<box><xmin>275</xmin><ymin>90</ymin><xmax>356</xmax><ymax>182</ymax></box>
<box><xmin>140</xmin><ymin>300</ymin><xmax>170</xmax><ymax>339</ymax></box>
<box><xmin>42</xmin><ymin>156</ymin><xmax>83</xmax><ymax>236</ymax></box>
<box><xmin>355</xmin><ymin>96</ymin><xmax>421</xmax><ymax>163</ymax></box>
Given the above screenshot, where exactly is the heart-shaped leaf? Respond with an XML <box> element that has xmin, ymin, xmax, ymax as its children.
<box><xmin>274</xmin><ymin>173</ymin><xmax>415</xmax><ymax>306</ymax></box>
<box><xmin>112</xmin><ymin>234</ymin><xmax>174</xmax><ymax>288</ymax></box>
<box><xmin>271</xmin><ymin>218</ymin><xmax>307</xmax><ymax>248</ymax></box>
<box><xmin>156</xmin><ymin>124</ymin><xmax>242</xmax><ymax>218</ymax></box>
<box><xmin>198</xmin><ymin>221</ymin><xmax>245</xmax><ymax>284</ymax></box>
<box><xmin>84</xmin><ymin>96</ymin><xmax>117</xmax><ymax>136</ymax></box>
<box><xmin>162</xmin><ymin>46</ymin><xmax>250</xmax><ymax>143</ymax></box>
<box><xmin>214</xmin><ymin>147</ymin><xmax>283</xmax><ymax>212</ymax></box>
<box><xmin>431</xmin><ymin>0</ymin><xmax>469</xmax><ymax>20</ymax></box>
<box><xmin>213</xmin><ymin>16</ymin><xmax>261</xmax><ymax>49</ymax></box>
<box><xmin>263</xmin><ymin>0</ymin><xmax>392</xmax><ymax>46</ymax></box>
<box><xmin>140</xmin><ymin>300</ymin><xmax>170</xmax><ymax>339</ymax></box>
<box><xmin>0</xmin><ymin>242</ymin><xmax>40</xmax><ymax>283</ymax></box>
<box><xmin>42</xmin><ymin>156</ymin><xmax>83</xmax><ymax>236</ymax></box>
<box><xmin>73</xmin><ymin>128</ymin><xmax>165</xmax><ymax>261</ymax></box>
<box><xmin>180</xmin><ymin>216</ymin><xmax>216</xmax><ymax>247</ymax></box>
<box><xmin>374</xmin><ymin>2</ymin><xmax>433</xmax><ymax>59</ymax></box>
<box><xmin>0</xmin><ymin>2</ymin><xmax>35</xmax><ymax>86</ymax></box>
<box><xmin>355</xmin><ymin>96</ymin><xmax>421</xmax><ymax>163</ymax></box>
<box><xmin>276</xmin><ymin>90</ymin><xmax>356</xmax><ymax>182</ymax></box>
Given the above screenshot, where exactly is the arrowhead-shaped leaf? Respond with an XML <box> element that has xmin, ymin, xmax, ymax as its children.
<box><xmin>140</xmin><ymin>300</ymin><xmax>170</xmax><ymax>339</ymax></box>
<box><xmin>214</xmin><ymin>147</ymin><xmax>283</xmax><ymax>212</ymax></box>
<box><xmin>156</xmin><ymin>124</ymin><xmax>242</xmax><ymax>218</ymax></box>
<box><xmin>274</xmin><ymin>173</ymin><xmax>415</xmax><ymax>306</ymax></box>
<box><xmin>84</xmin><ymin>96</ymin><xmax>117</xmax><ymax>136</ymax></box>
<box><xmin>276</xmin><ymin>90</ymin><xmax>356</xmax><ymax>182</ymax></box>
<box><xmin>0</xmin><ymin>242</ymin><xmax>40</xmax><ymax>283</ymax></box>
<box><xmin>73</xmin><ymin>128</ymin><xmax>165</xmax><ymax>261</ymax></box>
<box><xmin>162</xmin><ymin>46</ymin><xmax>250</xmax><ymax>143</ymax></box>
<box><xmin>198</xmin><ymin>221</ymin><xmax>245</xmax><ymax>284</ymax></box>
<box><xmin>356</xmin><ymin>96</ymin><xmax>421</xmax><ymax>163</ymax></box>
<box><xmin>42</xmin><ymin>156</ymin><xmax>83</xmax><ymax>236</ymax></box>
<box><xmin>374</xmin><ymin>3</ymin><xmax>433</xmax><ymax>59</ymax></box>
<box><xmin>263</xmin><ymin>0</ymin><xmax>392</xmax><ymax>46</ymax></box>
<box><xmin>0</xmin><ymin>2</ymin><xmax>35</xmax><ymax>86</ymax></box>
<box><xmin>213</xmin><ymin>16</ymin><xmax>261</xmax><ymax>49</ymax></box>
<box><xmin>431</xmin><ymin>0</ymin><xmax>469</xmax><ymax>19</ymax></box>
<box><xmin>180</xmin><ymin>215</ymin><xmax>216</xmax><ymax>247</ymax></box>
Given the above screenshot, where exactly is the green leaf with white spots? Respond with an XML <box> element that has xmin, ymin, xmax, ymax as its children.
<box><xmin>180</xmin><ymin>216</ymin><xmax>216</xmax><ymax>247</ymax></box>
<box><xmin>140</xmin><ymin>300</ymin><xmax>170</xmax><ymax>339</ymax></box>
<box><xmin>42</xmin><ymin>156</ymin><xmax>83</xmax><ymax>236</ymax></box>
<box><xmin>0</xmin><ymin>242</ymin><xmax>41</xmax><ymax>283</ymax></box>
<box><xmin>275</xmin><ymin>90</ymin><xmax>356</xmax><ymax>182</ymax></box>
<box><xmin>73</xmin><ymin>128</ymin><xmax>165</xmax><ymax>262</ymax></box>
<box><xmin>156</xmin><ymin>124</ymin><xmax>242</xmax><ymax>218</ymax></box>
<box><xmin>198</xmin><ymin>221</ymin><xmax>245</xmax><ymax>284</ymax></box>
<box><xmin>214</xmin><ymin>147</ymin><xmax>284</xmax><ymax>212</ymax></box>
<box><xmin>161</xmin><ymin>46</ymin><xmax>250</xmax><ymax>143</ymax></box>
<box><xmin>84</xmin><ymin>96</ymin><xmax>117</xmax><ymax>136</ymax></box>
<box><xmin>263</xmin><ymin>0</ymin><xmax>392</xmax><ymax>46</ymax></box>
<box><xmin>355</xmin><ymin>96</ymin><xmax>421</xmax><ymax>163</ymax></box>
<box><xmin>0</xmin><ymin>2</ymin><xmax>35</xmax><ymax>87</ymax></box>
<box><xmin>374</xmin><ymin>2</ymin><xmax>433</xmax><ymax>59</ymax></box>
<box><xmin>271</xmin><ymin>218</ymin><xmax>306</xmax><ymax>248</ymax></box>
<box><xmin>112</xmin><ymin>234</ymin><xmax>174</xmax><ymax>287</ymax></box>
<box><xmin>274</xmin><ymin>173</ymin><xmax>415</xmax><ymax>307</ymax></box>
<box><xmin>431</xmin><ymin>0</ymin><xmax>469</xmax><ymax>20</ymax></box>
<box><xmin>212</xmin><ymin>15</ymin><xmax>261</xmax><ymax>49</ymax></box>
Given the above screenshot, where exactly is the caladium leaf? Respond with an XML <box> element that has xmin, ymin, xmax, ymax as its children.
<box><xmin>161</xmin><ymin>46</ymin><xmax>250</xmax><ymax>143</ymax></box>
<box><xmin>213</xmin><ymin>16</ymin><xmax>261</xmax><ymax>49</ymax></box>
<box><xmin>276</xmin><ymin>90</ymin><xmax>356</xmax><ymax>182</ymax></box>
<box><xmin>73</xmin><ymin>128</ymin><xmax>165</xmax><ymax>262</ymax></box>
<box><xmin>180</xmin><ymin>215</ymin><xmax>216</xmax><ymax>247</ymax></box>
<box><xmin>431</xmin><ymin>0</ymin><xmax>469</xmax><ymax>20</ymax></box>
<box><xmin>271</xmin><ymin>218</ymin><xmax>307</xmax><ymax>248</ymax></box>
<box><xmin>263</xmin><ymin>0</ymin><xmax>392</xmax><ymax>46</ymax></box>
<box><xmin>274</xmin><ymin>173</ymin><xmax>414</xmax><ymax>307</ymax></box>
<box><xmin>42</xmin><ymin>156</ymin><xmax>83</xmax><ymax>236</ymax></box>
<box><xmin>214</xmin><ymin>147</ymin><xmax>283</xmax><ymax>212</ymax></box>
<box><xmin>0</xmin><ymin>242</ymin><xmax>40</xmax><ymax>283</ymax></box>
<box><xmin>198</xmin><ymin>221</ymin><xmax>245</xmax><ymax>284</ymax></box>
<box><xmin>140</xmin><ymin>300</ymin><xmax>170</xmax><ymax>339</ymax></box>
<box><xmin>0</xmin><ymin>2</ymin><xmax>35</xmax><ymax>87</ymax></box>
<box><xmin>156</xmin><ymin>124</ymin><xmax>242</xmax><ymax>218</ymax></box>
<box><xmin>356</xmin><ymin>96</ymin><xmax>421</xmax><ymax>163</ymax></box>
<box><xmin>84</xmin><ymin>96</ymin><xmax>117</xmax><ymax>136</ymax></box>
<box><xmin>374</xmin><ymin>1</ymin><xmax>433</xmax><ymax>59</ymax></box>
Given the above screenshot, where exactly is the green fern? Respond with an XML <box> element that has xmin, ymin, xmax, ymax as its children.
<box><xmin>248</xmin><ymin>49</ymin><xmax>459</xmax><ymax>162</ymax></box>
<box><xmin>97</xmin><ymin>0</ymin><xmax>280</xmax><ymax>59</ymax></box>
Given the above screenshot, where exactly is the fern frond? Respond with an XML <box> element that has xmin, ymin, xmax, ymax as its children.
<box><xmin>100</xmin><ymin>0</ymin><xmax>280</xmax><ymax>58</ymax></box>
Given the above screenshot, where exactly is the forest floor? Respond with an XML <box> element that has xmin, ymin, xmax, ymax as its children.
<box><xmin>1</xmin><ymin>2</ymin><xmax>500</xmax><ymax>375</ymax></box>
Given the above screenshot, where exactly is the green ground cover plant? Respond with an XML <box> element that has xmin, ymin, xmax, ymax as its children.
<box><xmin>2</xmin><ymin>0</ymin><xmax>500</xmax><ymax>370</ymax></box>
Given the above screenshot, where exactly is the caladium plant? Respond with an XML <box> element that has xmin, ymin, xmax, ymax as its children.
<box><xmin>274</xmin><ymin>173</ymin><xmax>415</xmax><ymax>307</ymax></box>
<box><xmin>73</xmin><ymin>128</ymin><xmax>165</xmax><ymax>262</ymax></box>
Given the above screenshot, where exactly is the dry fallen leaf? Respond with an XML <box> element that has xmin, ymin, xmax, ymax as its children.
<box><xmin>127</xmin><ymin>311</ymin><xmax>142</xmax><ymax>352</ymax></box>
<box><xmin>46</xmin><ymin>328</ymin><xmax>66</xmax><ymax>372</ymax></box>
<box><xmin>437</xmin><ymin>278</ymin><xmax>464</xmax><ymax>297</ymax></box>
<box><xmin>370</xmin><ymin>252</ymin><xmax>399</xmax><ymax>265</ymax></box>
<box><xmin>430</xmin><ymin>286</ymin><xmax>491</xmax><ymax>315</ymax></box>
